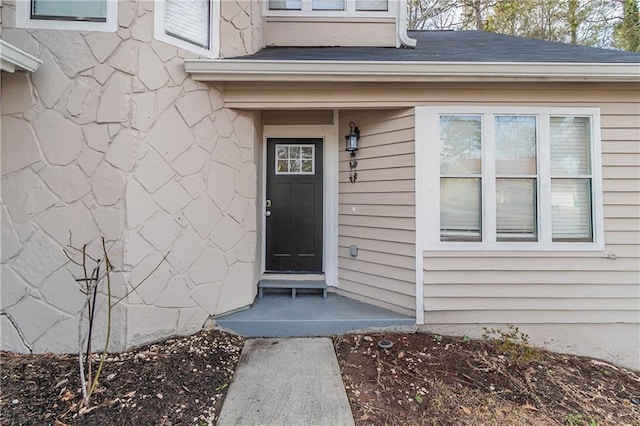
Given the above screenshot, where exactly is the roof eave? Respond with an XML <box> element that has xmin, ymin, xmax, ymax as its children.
<box><xmin>0</xmin><ymin>40</ymin><xmax>42</xmax><ymax>73</ymax></box>
<box><xmin>184</xmin><ymin>59</ymin><xmax>640</xmax><ymax>83</ymax></box>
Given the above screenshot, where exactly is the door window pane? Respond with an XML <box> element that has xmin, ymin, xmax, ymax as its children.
<box><xmin>440</xmin><ymin>178</ymin><xmax>481</xmax><ymax>241</ymax></box>
<box><xmin>551</xmin><ymin>117</ymin><xmax>591</xmax><ymax>175</ymax></box>
<box><xmin>165</xmin><ymin>0</ymin><xmax>210</xmax><ymax>49</ymax></box>
<box><xmin>496</xmin><ymin>179</ymin><xmax>537</xmax><ymax>241</ymax></box>
<box><xmin>440</xmin><ymin>115</ymin><xmax>482</xmax><ymax>175</ymax></box>
<box><xmin>552</xmin><ymin>179</ymin><xmax>592</xmax><ymax>241</ymax></box>
<box><xmin>31</xmin><ymin>0</ymin><xmax>106</xmax><ymax>21</ymax></box>
<box><xmin>275</xmin><ymin>144</ymin><xmax>315</xmax><ymax>174</ymax></box>
<box><xmin>495</xmin><ymin>116</ymin><xmax>537</xmax><ymax>175</ymax></box>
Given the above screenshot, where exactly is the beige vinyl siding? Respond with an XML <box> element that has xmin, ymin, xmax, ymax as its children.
<box><xmin>337</xmin><ymin>109</ymin><xmax>416</xmax><ymax>316</ymax></box>
<box><xmin>422</xmin><ymin>84</ymin><xmax>640</xmax><ymax>326</ymax></box>
<box><xmin>264</xmin><ymin>16</ymin><xmax>396</xmax><ymax>47</ymax></box>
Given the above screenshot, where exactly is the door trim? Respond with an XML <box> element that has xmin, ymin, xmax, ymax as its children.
<box><xmin>262</xmin><ymin>124</ymin><xmax>338</xmax><ymax>287</ymax></box>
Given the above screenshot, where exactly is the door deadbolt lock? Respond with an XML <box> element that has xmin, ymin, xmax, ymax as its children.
<box><xmin>266</xmin><ymin>200</ymin><xmax>272</xmax><ymax>208</ymax></box>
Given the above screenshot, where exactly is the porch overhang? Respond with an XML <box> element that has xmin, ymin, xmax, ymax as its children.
<box><xmin>0</xmin><ymin>40</ymin><xmax>42</xmax><ymax>73</ymax></box>
<box><xmin>184</xmin><ymin>59</ymin><xmax>640</xmax><ymax>83</ymax></box>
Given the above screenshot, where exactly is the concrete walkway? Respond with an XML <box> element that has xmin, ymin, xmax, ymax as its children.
<box><xmin>217</xmin><ymin>338</ymin><xmax>355</xmax><ymax>426</ymax></box>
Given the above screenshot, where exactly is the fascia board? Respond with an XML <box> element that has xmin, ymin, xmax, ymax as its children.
<box><xmin>184</xmin><ymin>59</ymin><xmax>640</xmax><ymax>82</ymax></box>
<box><xmin>0</xmin><ymin>40</ymin><xmax>42</xmax><ymax>73</ymax></box>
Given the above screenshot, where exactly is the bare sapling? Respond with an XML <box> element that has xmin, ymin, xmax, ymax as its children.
<box><xmin>64</xmin><ymin>234</ymin><xmax>168</xmax><ymax>411</ymax></box>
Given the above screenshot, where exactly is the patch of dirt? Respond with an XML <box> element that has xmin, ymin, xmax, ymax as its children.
<box><xmin>0</xmin><ymin>329</ymin><xmax>244</xmax><ymax>425</ymax></box>
<box><xmin>334</xmin><ymin>333</ymin><xmax>640</xmax><ymax>426</ymax></box>
<box><xmin>3</xmin><ymin>328</ymin><xmax>639</xmax><ymax>425</ymax></box>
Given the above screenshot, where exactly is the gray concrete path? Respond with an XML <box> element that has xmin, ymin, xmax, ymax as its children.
<box><xmin>217</xmin><ymin>338</ymin><xmax>355</xmax><ymax>426</ymax></box>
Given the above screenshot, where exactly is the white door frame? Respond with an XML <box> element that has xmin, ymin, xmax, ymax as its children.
<box><xmin>262</xmin><ymin>123</ymin><xmax>339</xmax><ymax>287</ymax></box>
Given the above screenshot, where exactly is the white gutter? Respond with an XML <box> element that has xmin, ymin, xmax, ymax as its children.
<box><xmin>397</xmin><ymin>0</ymin><xmax>416</xmax><ymax>48</ymax></box>
<box><xmin>0</xmin><ymin>40</ymin><xmax>42</xmax><ymax>73</ymax></box>
<box><xmin>184</xmin><ymin>59</ymin><xmax>640</xmax><ymax>82</ymax></box>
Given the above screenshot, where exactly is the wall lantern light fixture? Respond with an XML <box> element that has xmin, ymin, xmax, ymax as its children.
<box><xmin>345</xmin><ymin>121</ymin><xmax>360</xmax><ymax>183</ymax></box>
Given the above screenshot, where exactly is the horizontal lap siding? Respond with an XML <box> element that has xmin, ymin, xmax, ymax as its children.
<box><xmin>423</xmin><ymin>84</ymin><xmax>640</xmax><ymax>325</ymax></box>
<box><xmin>338</xmin><ymin>109</ymin><xmax>416</xmax><ymax>316</ymax></box>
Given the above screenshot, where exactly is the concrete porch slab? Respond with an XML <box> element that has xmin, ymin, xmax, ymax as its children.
<box><xmin>215</xmin><ymin>293</ymin><xmax>416</xmax><ymax>337</ymax></box>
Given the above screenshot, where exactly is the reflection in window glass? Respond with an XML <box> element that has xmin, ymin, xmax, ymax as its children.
<box><xmin>356</xmin><ymin>0</ymin><xmax>388</xmax><ymax>10</ymax></box>
<box><xmin>164</xmin><ymin>0</ymin><xmax>210</xmax><ymax>49</ymax></box>
<box><xmin>496</xmin><ymin>178</ymin><xmax>537</xmax><ymax>241</ymax></box>
<box><xmin>440</xmin><ymin>115</ymin><xmax>482</xmax><ymax>175</ymax></box>
<box><xmin>31</xmin><ymin>0</ymin><xmax>107</xmax><ymax>21</ymax></box>
<box><xmin>440</xmin><ymin>178</ymin><xmax>482</xmax><ymax>241</ymax></box>
<box><xmin>275</xmin><ymin>144</ymin><xmax>315</xmax><ymax>174</ymax></box>
<box><xmin>551</xmin><ymin>117</ymin><xmax>591</xmax><ymax>175</ymax></box>
<box><xmin>495</xmin><ymin>116</ymin><xmax>537</xmax><ymax>175</ymax></box>
<box><xmin>313</xmin><ymin>0</ymin><xmax>345</xmax><ymax>10</ymax></box>
<box><xmin>552</xmin><ymin>179</ymin><xmax>592</xmax><ymax>241</ymax></box>
<box><xmin>268</xmin><ymin>0</ymin><xmax>302</xmax><ymax>9</ymax></box>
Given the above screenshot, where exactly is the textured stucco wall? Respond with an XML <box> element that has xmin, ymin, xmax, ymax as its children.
<box><xmin>220</xmin><ymin>0</ymin><xmax>263</xmax><ymax>57</ymax></box>
<box><xmin>1</xmin><ymin>0</ymin><xmax>260</xmax><ymax>354</ymax></box>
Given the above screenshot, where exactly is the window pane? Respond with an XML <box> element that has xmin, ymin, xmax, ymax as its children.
<box><xmin>165</xmin><ymin>0</ymin><xmax>210</xmax><ymax>49</ymax></box>
<box><xmin>356</xmin><ymin>0</ymin><xmax>388</xmax><ymax>10</ymax></box>
<box><xmin>495</xmin><ymin>116</ymin><xmax>537</xmax><ymax>175</ymax></box>
<box><xmin>440</xmin><ymin>178</ymin><xmax>481</xmax><ymax>241</ymax></box>
<box><xmin>301</xmin><ymin>147</ymin><xmax>313</xmax><ymax>159</ymax></box>
<box><xmin>277</xmin><ymin>146</ymin><xmax>289</xmax><ymax>159</ymax></box>
<box><xmin>551</xmin><ymin>117</ymin><xmax>591</xmax><ymax>176</ymax></box>
<box><xmin>313</xmin><ymin>0</ymin><xmax>345</xmax><ymax>10</ymax></box>
<box><xmin>496</xmin><ymin>179</ymin><xmax>537</xmax><ymax>241</ymax></box>
<box><xmin>269</xmin><ymin>0</ymin><xmax>302</xmax><ymax>9</ymax></box>
<box><xmin>440</xmin><ymin>115</ymin><xmax>482</xmax><ymax>175</ymax></box>
<box><xmin>552</xmin><ymin>179</ymin><xmax>592</xmax><ymax>241</ymax></box>
<box><xmin>31</xmin><ymin>0</ymin><xmax>106</xmax><ymax>21</ymax></box>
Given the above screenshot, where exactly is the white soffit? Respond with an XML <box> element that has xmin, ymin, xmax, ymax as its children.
<box><xmin>184</xmin><ymin>59</ymin><xmax>640</xmax><ymax>83</ymax></box>
<box><xmin>0</xmin><ymin>40</ymin><xmax>42</xmax><ymax>73</ymax></box>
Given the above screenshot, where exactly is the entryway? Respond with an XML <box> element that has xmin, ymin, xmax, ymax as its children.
<box><xmin>265</xmin><ymin>138</ymin><xmax>323</xmax><ymax>272</ymax></box>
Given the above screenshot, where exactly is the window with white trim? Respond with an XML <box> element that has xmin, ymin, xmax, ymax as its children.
<box><xmin>267</xmin><ymin>0</ymin><xmax>389</xmax><ymax>14</ymax></box>
<box><xmin>418</xmin><ymin>107</ymin><xmax>603</xmax><ymax>251</ymax></box>
<box><xmin>16</xmin><ymin>0</ymin><xmax>117</xmax><ymax>31</ymax></box>
<box><xmin>154</xmin><ymin>0</ymin><xmax>219</xmax><ymax>58</ymax></box>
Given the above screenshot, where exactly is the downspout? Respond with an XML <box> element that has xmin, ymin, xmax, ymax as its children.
<box><xmin>397</xmin><ymin>0</ymin><xmax>417</xmax><ymax>48</ymax></box>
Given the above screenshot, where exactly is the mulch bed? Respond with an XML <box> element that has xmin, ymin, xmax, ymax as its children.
<box><xmin>2</xmin><ymin>328</ymin><xmax>639</xmax><ymax>425</ymax></box>
<box><xmin>0</xmin><ymin>329</ymin><xmax>244</xmax><ymax>425</ymax></box>
<box><xmin>334</xmin><ymin>333</ymin><xmax>640</xmax><ymax>425</ymax></box>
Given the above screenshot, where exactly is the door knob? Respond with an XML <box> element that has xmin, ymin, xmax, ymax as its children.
<box><xmin>265</xmin><ymin>211</ymin><xmax>271</xmax><ymax>217</ymax></box>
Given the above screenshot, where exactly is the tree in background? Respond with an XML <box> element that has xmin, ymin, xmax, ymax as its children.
<box><xmin>407</xmin><ymin>0</ymin><xmax>459</xmax><ymax>30</ymax></box>
<box><xmin>613</xmin><ymin>0</ymin><xmax>640</xmax><ymax>51</ymax></box>
<box><xmin>408</xmin><ymin>0</ymin><xmax>638</xmax><ymax>51</ymax></box>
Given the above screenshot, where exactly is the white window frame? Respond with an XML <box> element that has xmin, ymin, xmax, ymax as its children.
<box><xmin>16</xmin><ymin>0</ymin><xmax>118</xmax><ymax>32</ymax></box>
<box><xmin>154</xmin><ymin>0</ymin><xmax>220</xmax><ymax>59</ymax></box>
<box><xmin>416</xmin><ymin>106</ymin><xmax>604</xmax><ymax>251</ymax></box>
<box><xmin>264</xmin><ymin>0</ymin><xmax>395</xmax><ymax>17</ymax></box>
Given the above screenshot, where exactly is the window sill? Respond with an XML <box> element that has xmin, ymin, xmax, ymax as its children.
<box><xmin>424</xmin><ymin>241</ymin><xmax>605</xmax><ymax>252</ymax></box>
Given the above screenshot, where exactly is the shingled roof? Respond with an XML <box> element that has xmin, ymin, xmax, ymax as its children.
<box><xmin>234</xmin><ymin>30</ymin><xmax>640</xmax><ymax>63</ymax></box>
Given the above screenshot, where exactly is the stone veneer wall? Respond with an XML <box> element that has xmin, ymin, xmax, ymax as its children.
<box><xmin>1</xmin><ymin>0</ymin><xmax>261</xmax><ymax>353</ymax></box>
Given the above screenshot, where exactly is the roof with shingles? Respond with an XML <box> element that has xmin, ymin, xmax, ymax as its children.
<box><xmin>232</xmin><ymin>30</ymin><xmax>640</xmax><ymax>63</ymax></box>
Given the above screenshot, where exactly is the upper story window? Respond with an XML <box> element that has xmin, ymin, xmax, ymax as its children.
<box><xmin>16</xmin><ymin>0</ymin><xmax>117</xmax><ymax>31</ymax></box>
<box><xmin>154</xmin><ymin>0</ymin><xmax>219</xmax><ymax>58</ymax></box>
<box><xmin>417</xmin><ymin>107</ymin><xmax>603</xmax><ymax>251</ymax></box>
<box><xmin>267</xmin><ymin>0</ymin><xmax>390</xmax><ymax>14</ymax></box>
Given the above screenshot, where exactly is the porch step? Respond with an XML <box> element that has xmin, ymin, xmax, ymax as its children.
<box><xmin>215</xmin><ymin>293</ymin><xmax>416</xmax><ymax>338</ymax></box>
<box><xmin>258</xmin><ymin>279</ymin><xmax>328</xmax><ymax>299</ymax></box>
